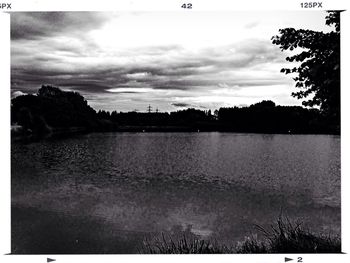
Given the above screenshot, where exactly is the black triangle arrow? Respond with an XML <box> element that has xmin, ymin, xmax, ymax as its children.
<box><xmin>47</xmin><ymin>258</ymin><xmax>56</xmax><ymax>263</ymax></box>
<box><xmin>285</xmin><ymin>257</ymin><xmax>293</xmax><ymax>262</ymax></box>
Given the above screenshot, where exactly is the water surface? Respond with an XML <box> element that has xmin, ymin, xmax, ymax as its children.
<box><xmin>11</xmin><ymin>132</ymin><xmax>341</xmax><ymax>253</ymax></box>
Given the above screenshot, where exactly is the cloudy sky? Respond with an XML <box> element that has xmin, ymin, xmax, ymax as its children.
<box><xmin>11</xmin><ymin>11</ymin><xmax>332</xmax><ymax>112</ymax></box>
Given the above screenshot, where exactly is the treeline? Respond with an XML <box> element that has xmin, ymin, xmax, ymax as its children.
<box><xmin>11</xmin><ymin>85</ymin><xmax>339</xmax><ymax>135</ymax></box>
<box><xmin>96</xmin><ymin>108</ymin><xmax>214</xmax><ymax>129</ymax></box>
<box><xmin>218</xmin><ymin>100</ymin><xmax>333</xmax><ymax>134</ymax></box>
<box><xmin>11</xmin><ymin>85</ymin><xmax>99</xmax><ymax>134</ymax></box>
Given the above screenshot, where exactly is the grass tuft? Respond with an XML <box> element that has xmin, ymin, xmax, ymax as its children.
<box><xmin>237</xmin><ymin>216</ymin><xmax>341</xmax><ymax>253</ymax></box>
<box><xmin>139</xmin><ymin>233</ymin><xmax>233</xmax><ymax>254</ymax></box>
<box><xmin>140</xmin><ymin>217</ymin><xmax>341</xmax><ymax>254</ymax></box>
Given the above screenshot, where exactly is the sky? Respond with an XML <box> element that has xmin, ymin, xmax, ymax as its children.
<box><xmin>11</xmin><ymin>11</ymin><xmax>333</xmax><ymax>112</ymax></box>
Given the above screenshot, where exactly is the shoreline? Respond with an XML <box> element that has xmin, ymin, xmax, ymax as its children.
<box><xmin>11</xmin><ymin>125</ymin><xmax>341</xmax><ymax>142</ymax></box>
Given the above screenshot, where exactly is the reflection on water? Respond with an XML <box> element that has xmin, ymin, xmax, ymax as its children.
<box><xmin>11</xmin><ymin>132</ymin><xmax>341</xmax><ymax>253</ymax></box>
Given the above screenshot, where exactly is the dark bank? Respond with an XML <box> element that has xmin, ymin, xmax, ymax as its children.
<box><xmin>11</xmin><ymin>85</ymin><xmax>339</xmax><ymax>139</ymax></box>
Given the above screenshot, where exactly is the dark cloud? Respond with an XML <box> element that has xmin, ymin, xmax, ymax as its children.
<box><xmin>106</xmin><ymin>91</ymin><xmax>140</xmax><ymax>94</ymax></box>
<box><xmin>171</xmin><ymin>103</ymin><xmax>208</xmax><ymax>109</ymax></box>
<box><xmin>11</xmin><ymin>44</ymin><xmax>288</xmax><ymax>95</ymax></box>
<box><xmin>171</xmin><ymin>103</ymin><xmax>193</xmax><ymax>108</ymax></box>
<box><xmin>11</xmin><ymin>12</ymin><xmax>108</xmax><ymax>40</ymax></box>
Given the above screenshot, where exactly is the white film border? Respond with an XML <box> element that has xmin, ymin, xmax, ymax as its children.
<box><xmin>1</xmin><ymin>1</ymin><xmax>350</xmax><ymax>263</ymax></box>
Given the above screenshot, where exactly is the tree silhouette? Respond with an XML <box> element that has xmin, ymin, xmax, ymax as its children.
<box><xmin>12</xmin><ymin>86</ymin><xmax>338</xmax><ymax>135</ymax></box>
<box><xmin>272</xmin><ymin>11</ymin><xmax>340</xmax><ymax>128</ymax></box>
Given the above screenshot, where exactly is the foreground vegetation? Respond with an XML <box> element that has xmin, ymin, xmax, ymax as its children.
<box><xmin>140</xmin><ymin>217</ymin><xmax>341</xmax><ymax>254</ymax></box>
